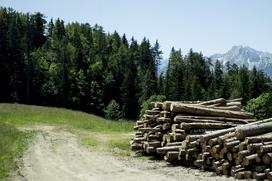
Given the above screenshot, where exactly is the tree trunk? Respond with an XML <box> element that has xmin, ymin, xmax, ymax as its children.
<box><xmin>171</xmin><ymin>103</ymin><xmax>253</xmax><ymax>119</ymax></box>
<box><xmin>235</xmin><ymin>118</ymin><xmax>272</xmax><ymax>139</ymax></box>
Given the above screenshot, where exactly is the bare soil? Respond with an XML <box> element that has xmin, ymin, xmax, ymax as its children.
<box><xmin>13</xmin><ymin>126</ymin><xmax>235</xmax><ymax>181</ymax></box>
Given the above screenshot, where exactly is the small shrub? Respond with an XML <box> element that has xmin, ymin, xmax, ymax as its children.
<box><xmin>105</xmin><ymin>100</ymin><xmax>122</xmax><ymax>120</ymax></box>
<box><xmin>244</xmin><ymin>92</ymin><xmax>272</xmax><ymax>120</ymax></box>
<box><xmin>140</xmin><ymin>95</ymin><xmax>166</xmax><ymax>118</ymax></box>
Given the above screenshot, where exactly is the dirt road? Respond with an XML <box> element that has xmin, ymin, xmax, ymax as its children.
<box><xmin>14</xmin><ymin>126</ymin><xmax>234</xmax><ymax>181</ymax></box>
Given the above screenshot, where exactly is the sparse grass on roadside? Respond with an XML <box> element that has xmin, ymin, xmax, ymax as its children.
<box><xmin>0</xmin><ymin>103</ymin><xmax>134</xmax><ymax>133</ymax></box>
<box><xmin>0</xmin><ymin>122</ymin><xmax>34</xmax><ymax>180</ymax></box>
<box><xmin>79</xmin><ymin>131</ymin><xmax>132</xmax><ymax>156</ymax></box>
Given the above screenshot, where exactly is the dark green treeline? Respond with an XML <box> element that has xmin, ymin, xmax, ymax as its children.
<box><xmin>0</xmin><ymin>8</ymin><xmax>271</xmax><ymax>119</ymax></box>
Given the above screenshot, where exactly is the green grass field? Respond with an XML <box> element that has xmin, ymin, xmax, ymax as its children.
<box><xmin>0</xmin><ymin>103</ymin><xmax>133</xmax><ymax>132</ymax></box>
<box><xmin>0</xmin><ymin>122</ymin><xmax>33</xmax><ymax>180</ymax></box>
<box><xmin>0</xmin><ymin>103</ymin><xmax>134</xmax><ymax>180</ymax></box>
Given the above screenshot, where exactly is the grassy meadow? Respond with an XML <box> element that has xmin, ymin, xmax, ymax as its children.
<box><xmin>0</xmin><ymin>122</ymin><xmax>34</xmax><ymax>180</ymax></box>
<box><xmin>0</xmin><ymin>103</ymin><xmax>134</xmax><ymax>180</ymax></box>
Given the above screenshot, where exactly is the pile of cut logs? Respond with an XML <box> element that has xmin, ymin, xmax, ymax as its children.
<box><xmin>130</xmin><ymin>98</ymin><xmax>272</xmax><ymax>179</ymax></box>
<box><xmin>197</xmin><ymin>118</ymin><xmax>272</xmax><ymax>180</ymax></box>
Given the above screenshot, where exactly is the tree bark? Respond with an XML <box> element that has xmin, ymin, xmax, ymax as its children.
<box><xmin>171</xmin><ymin>103</ymin><xmax>253</xmax><ymax>119</ymax></box>
<box><xmin>235</xmin><ymin>118</ymin><xmax>272</xmax><ymax>139</ymax></box>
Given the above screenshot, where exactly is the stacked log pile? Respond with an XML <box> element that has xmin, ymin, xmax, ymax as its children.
<box><xmin>130</xmin><ymin>98</ymin><xmax>250</xmax><ymax>157</ymax></box>
<box><xmin>129</xmin><ymin>98</ymin><xmax>272</xmax><ymax>180</ymax></box>
<box><xmin>196</xmin><ymin>118</ymin><xmax>272</xmax><ymax>180</ymax></box>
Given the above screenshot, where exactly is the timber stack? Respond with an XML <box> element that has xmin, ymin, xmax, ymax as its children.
<box><xmin>197</xmin><ymin>118</ymin><xmax>272</xmax><ymax>180</ymax></box>
<box><xmin>130</xmin><ymin>98</ymin><xmax>272</xmax><ymax>180</ymax></box>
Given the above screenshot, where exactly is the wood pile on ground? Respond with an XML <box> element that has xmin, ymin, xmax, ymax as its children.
<box><xmin>130</xmin><ymin>98</ymin><xmax>272</xmax><ymax>180</ymax></box>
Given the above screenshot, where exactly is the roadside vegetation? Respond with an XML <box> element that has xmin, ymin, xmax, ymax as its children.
<box><xmin>0</xmin><ymin>122</ymin><xmax>33</xmax><ymax>180</ymax></box>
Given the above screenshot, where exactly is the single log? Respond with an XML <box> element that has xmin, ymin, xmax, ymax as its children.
<box><xmin>252</xmin><ymin>172</ymin><xmax>266</xmax><ymax>180</ymax></box>
<box><xmin>226</xmin><ymin>101</ymin><xmax>242</xmax><ymax>108</ymax></box>
<box><xmin>180</xmin><ymin>122</ymin><xmax>235</xmax><ymax>131</ymax></box>
<box><xmin>143</xmin><ymin>114</ymin><xmax>159</xmax><ymax>120</ymax></box>
<box><xmin>157</xmin><ymin>117</ymin><xmax>171</xmax><ymax>123</ymax></box>
<box><xmin>231</xmin><ymin>145</ymin><xmax>240</xmax><ymax>152</ymax></box>
<box><xmin>224</xmin><ymin>140</ymin><xmax>241</xmax><ymax>149</ymax></box>
<box><xmin>260</xmin><ymin>144</ymin><xmax>272</xmax><ymax>153</ymax></box>
<box><xmin>147</xmin><ymin>141</ymin><xmax>161</xmax><ymax>148</ymax></box>
<box><xmin>170</xmin><ymin>103</ymin><xmax>253</xmax><ymax>119</ymax></box>
<box><xmin>247</xmin><ymin>143</ymin><xmax>263</xmax><ymax>153</ymax></box>
<box><xmin>199</xmin><ymin>127</ymin><xmax>236</xmax><ymax>143</ymax></box>
<box><xmin>145</xmin><ymin>109</ymin><xmax>160</xmax><ymax>115</ymax></box>
<box><xmin>134</xmin><ymin>124</ymin><xmax>144</xmax><ymax>130</ymax></box>
<box><xmin>156</xmin><ymin>146</ymin><xmax>180</xmax><ymax>154</ymax></box>
<box><xmin>175</xmin><ymin>129</ymin><xmax>185</xmax><ymax>133</ymax></box>
<box><xmin>215</xmin><ymin>166</ymin><xmax>223</xmax><ymax>175</ymax></box>
<box><xmin>267</xmin><ymin>172</ymin><xmax>272</xmax><ymax>180</ymax></box>
<box><xmin>245</xmin><ymin>132</ymin><xmax>272</xmax><ymax>144</ymax></box>
<box><xmin>186</xmin><ymin>135</ymin><xmax>202</xmax><ymax>142</ymax></box>
<box><xmin>146</xmin><ymin>146</ymin><xmax>156</xmax><ymax>153</ymax></box>
<box><xmin>239</xmin><ymin>142</ymin><xmax>247</xmax><ymax>151</ymax></box>
<box><xmin>164</xmin><ymin>151</ymin><xmax>179</xmax><ymax>162</ymax></box>
<box><xmin>166</xmin><ymin>142</ymin><xmax>183</xmax><ymax>146</ymax></box>
<box><xmin>235</xmin><ymin>118</ymin><xmax>272</xmax><ymax>139</ymax></box>
<box><xmin>136</xmin><ymin>120</ymin><xmax>144</xmax><ymax>125</ymax></box>
<box><xmin>174</xmin><ymin>115</ymin><xmax>252</xmax><ymax>124</ymax></box>
<box><xmin>231</xmin><ymin>165</ymin><xmax>245</xmax><ymax>177</ymax></box>
<box><xmin>222</xmin><ymin>161</ymin><xmax>230</xmax><ymax>170</ymax></box>
<box><xmin>227</xmin><ymin>98</ymin><xmax>243</xmax><ymax>103</ymax></box>
<box><xmin>130</xmin><ymin>143</ymin><xmax>143</xmax><ymax>151</ymax></box>
<box><xmin>212</xmin><ymin>145</ymin><xmax>221</xmax><ymax>154</ymax></box>
<box><xmin>198</xmin><ymin>98</ymin><xmax>226</xmax><ymax>106</ymax></box>
<box><xmin>208</xmin><ymin>138</ymin><xmax>218</xmax><ymax>147</ymax></box>
<box><xmin>218</xmin><ymin>132</ymin><xmax>236</xmax><ymax>145</ymax></box>
<box><xmin>237</xmin><ymin>150</ymin><xmax>251</xmax><ymax>163</ymax></box>
<box><xmin>154</xmin><ymin>102</ymin><xmax>163</xmax><ymax>109</ymax></box>
<box><xmin>264</xmin><ymin>168</ymin><xmax>271</xmax><ymax>174</ymax></box>
<box><xmin>262</xmin><ymin>153</ymin><xmax>272</xmax><ymax>165</ymax></box>
<box><xmin>212</xmin><ymin>105</ymin><xmax>241</xmax><ymax>111</ymax></box>
<box><xmin>202</xmin><ymin>152</ymin><xmax>210</xmax><ymax>160</ymax></box>
<box><xmin>243</xmin><ymin>154</ymin><xmax>259</xmax><ymax>166</ymax></box>
<box><xmin>175</xmin><ymin>117</ymin><xmax>223</xmax><ymax>124</ymax></box>
<box><xmin>133</xmin><ymin>137</ymin><xmax>146</xmax><ymax>142</ymax></box>
<box><xmin>193</xmin><ymin>159</ymin><xmax>204</xmax><ymax>168</ymax></box>
<box><xmin>212</xmin><ymin>159</ymin><xmax>224</xmax><ymax>168</ymax></box>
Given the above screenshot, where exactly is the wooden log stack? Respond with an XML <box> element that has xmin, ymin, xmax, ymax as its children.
<box><xmin>129</xmin><ymin>98</ymin><xmax>272</xmax><ymax>180</ymax></box>
<box><xmin>196</xmin><ymin>118</ymin><xmax>272</xmax><ymax>180</ymax></box>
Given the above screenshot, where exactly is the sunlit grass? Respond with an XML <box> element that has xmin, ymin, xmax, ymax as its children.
<box><xmin>0</xmin><ymin>103</ymin><xmax>134</xmax><ymax>133</ymax></box>
<box><xmin>0</xmin><ymin>122</ymin><xmax>34</xmax><ymax>180</ymax></box>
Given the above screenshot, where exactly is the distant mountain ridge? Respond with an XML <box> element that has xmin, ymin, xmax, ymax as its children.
<box><xmin>210</xmin><ymin>46</ymin><xmax>272</xmax><ymax>78</ymax></box>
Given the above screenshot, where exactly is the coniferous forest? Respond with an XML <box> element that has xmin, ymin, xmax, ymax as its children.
<box><xmin>0</xmin><ymin>8</ymin><xmax>271</xmax><ymax>120</ymax></box>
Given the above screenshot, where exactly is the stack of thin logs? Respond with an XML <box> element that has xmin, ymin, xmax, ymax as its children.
<box><xmin>130</xmin><ymin>98</ymin><xmax>253</xmax><ymax>162</ymax></box>
<box><xmin>196</xmin><ymin>118</ymin><xmax>272</xmax><ymax>180</ymax></box>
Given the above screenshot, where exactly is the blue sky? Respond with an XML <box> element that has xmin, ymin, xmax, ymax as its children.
<box><xmin>1</xmin><ymin>0</ymin><xmax>271</xmax><ymax>58</ymax></box>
